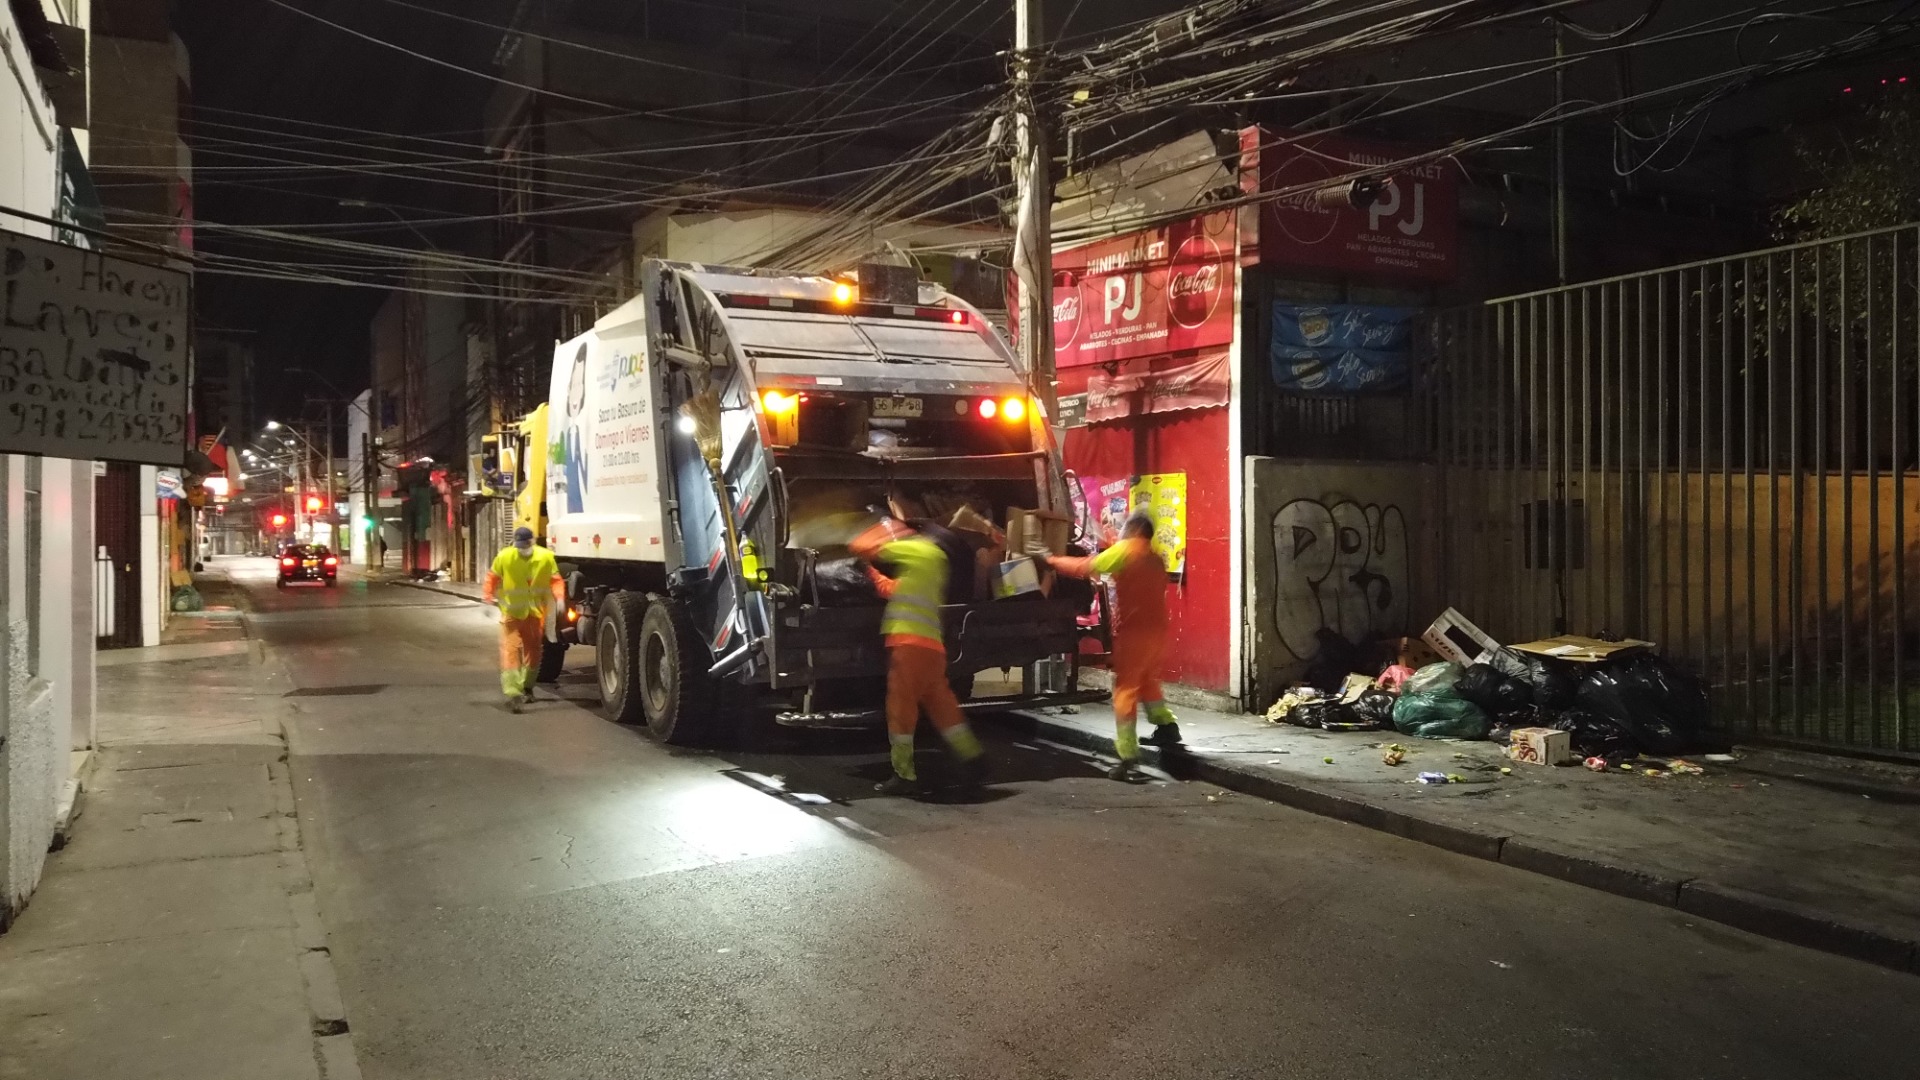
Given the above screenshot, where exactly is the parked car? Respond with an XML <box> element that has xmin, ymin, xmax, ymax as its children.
<box><xmin>278</xmin><ymin>545</ymin><xmax>339</xmax><ymax>588</ymax></box>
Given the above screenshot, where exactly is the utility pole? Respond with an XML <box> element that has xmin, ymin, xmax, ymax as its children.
<box><xmin>363</xmin><ymin>431</ymin><xmax>378</xmax><ymax>568</ymax></box>
<box><xmin>1011</xmin><ymin>0</ymin><xmax>1055</xmax><ymax>422</ymax></box>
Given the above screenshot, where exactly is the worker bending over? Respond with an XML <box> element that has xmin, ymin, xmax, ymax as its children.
<box><xmin>482</xmin><ymin>526</ymin><xmax>566</xmax><ymax>713</ymax></box>
<box><xmin>851</xmin><ymin>514</ymin><xmax>988</xmax><ymax>795</ymax></box>
<box><xmin>1049</xmin><ymin>514</ymin><xmax>1181</xmax><ymax>779</ymax></box>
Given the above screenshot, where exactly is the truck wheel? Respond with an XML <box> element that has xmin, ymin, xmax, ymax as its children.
<box><xmin>948</xmin><ymin>669</ymin><xmax>975</xmax><ymax>703</ymax></box>
<box><xmin>637</xmin><ymin>596</ymin><xmax>718</xmax><ymax>746</ymax></box>
<box><xmin>537</xmin><ymin>637</ymin><xmax>568</xmax><ymax>683</ymax></box>
<box><xmin>595</xmin><ymin>593</ymin><xmax>648</xmax><ymax>726</ymax></box>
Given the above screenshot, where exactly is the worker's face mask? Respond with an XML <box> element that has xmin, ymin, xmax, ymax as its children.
<box><xmin>515</xmin><ymin>541</ymin><xmax>532</xmax><ymax>556</ymax></box>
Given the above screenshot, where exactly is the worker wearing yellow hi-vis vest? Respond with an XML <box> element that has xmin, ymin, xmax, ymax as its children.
<box><xmin>850</xmin><ymin>516</ymin><xmax>987</xmax><ymax>796</ymax></box>
<box><xmin>482</xmin><ymin>526</ymin><xmax>566</xmax><ymax>713</ymax></box>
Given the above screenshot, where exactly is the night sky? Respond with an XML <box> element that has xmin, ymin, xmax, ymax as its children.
<box><xmin>178</xmin><ymin>0</ymin><xmax>513</xmax><ymax>424</ymax></box>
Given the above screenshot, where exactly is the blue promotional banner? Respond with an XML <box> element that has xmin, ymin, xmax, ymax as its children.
<box><xmin>1271</xmin><ymin>304</ymin><xmax>1415</xmax><ymax>393</ymax></box>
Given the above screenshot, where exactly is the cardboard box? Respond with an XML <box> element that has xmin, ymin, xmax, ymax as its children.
<box><xmin>1508</xmin><ymin>635</ymin><xmax>1655</xmax><ymax>663</ymax></box>
<box><xmin>1423</xmin><ymin>607</ymin><xmax>1502</xmax><ymax>667</ymax></box>
<box><xmin>1392</xmin><ymin>636</ymin><xmax>1441</xmax><ymax>670</ymax></box>
<box><xmin>991</xmin><ymin>557</ymin><xmax>1043</xmax><ymax>599</ymax></box>
<box><xmin>1006</xmin><ymin>508</ymin><xmax>1071</xmax><ymax>557</ymax></box>
<box><xmin>1507</xmin><ymin>726</ymin><xmax>1573</xmax><ymax>766</ymax></box>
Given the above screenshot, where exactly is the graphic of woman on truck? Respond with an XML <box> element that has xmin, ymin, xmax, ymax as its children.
<box><xmin>550</xmin><ymin>343</ymin><xmax>590</xmax><ymax>514</ymax></box>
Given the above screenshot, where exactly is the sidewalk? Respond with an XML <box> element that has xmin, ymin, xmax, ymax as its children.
<box><xmin>0</xmin><ymin>568</ymin><xmax>359</xmax><ymax>1080</ymax></box>
<box><xmin>1003</xmin><ymin>701</ymin><xmax>1920</xmax><ymax>974</ymax></box>
<box><xmin>364</xmin><ymin>567</ymin><xmax>485</xmax><ymax>603</ymax></box>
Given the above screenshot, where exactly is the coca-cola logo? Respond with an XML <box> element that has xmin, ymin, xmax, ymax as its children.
<box><xmin>1052</xmin><ymin>285</ymin><xmax>1081</xmax><ymax>349</ymax></box>
<box><xmin>1168</xmin><ymin>234</ymin><xmax>1225</xmax><ymax>329</ymax></box>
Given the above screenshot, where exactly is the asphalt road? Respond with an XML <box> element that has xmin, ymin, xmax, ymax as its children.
<box><xmin>229</xmin><ymin>558</ymin><xmax>1918</xmax><ymax>1080</ymax></box>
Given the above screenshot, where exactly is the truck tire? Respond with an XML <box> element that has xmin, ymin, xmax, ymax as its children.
<box><xmin>636</xmin><ymin>595</ymin><xmax>718</xmax><ymax>745</ymax></box>
<box><xmin>537</xmin><ymin>638</ymin><xmax>568</xmax><ymax>683</ymax></box>
<box><xmin>595</xmin><ymin>593</ymin><xmax>649</xmax><ymax>727</ymax></box>
<box><xmin>948</xmin><ymin>669</ymin><xmax>975</xmax><ymax>703</ymax></box>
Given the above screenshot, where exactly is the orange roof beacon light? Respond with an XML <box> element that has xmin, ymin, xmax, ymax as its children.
<box><xmin>831</xmin><ymin>281</ymin><xmax>855</xmax><ymax>305</ymax></box>
<box><xmin>760</xmin><ymin>389</ymin><xmax>799</xmax><ymax>415</ymax></box>
<box><xmin>1000</xmin><ymin>396</ymin><xmax>1027</xmax><ymax>422</ymax></box>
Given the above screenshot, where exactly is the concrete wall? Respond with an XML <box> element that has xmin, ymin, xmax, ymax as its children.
<box><xmin>1243</xmin><ymin>458</ymin><xmax>1441</xmax><ymax>709</ymax></box>
<box><xmin>1</xmin><ymin>0</ymin><xmax>97</xmax><ymax>929</ymax></box>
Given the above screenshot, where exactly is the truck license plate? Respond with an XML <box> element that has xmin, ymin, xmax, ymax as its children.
<box><xmin>871</xmin><ymin>396</ymin><xmax>922</xmax><ymax>419</ymax></box>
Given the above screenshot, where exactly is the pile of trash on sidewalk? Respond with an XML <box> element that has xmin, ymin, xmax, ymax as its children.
<box><xmin>1265</xmin><ymin>608</ymin><xmax>1722</xmax><ymax>776</ymax></box>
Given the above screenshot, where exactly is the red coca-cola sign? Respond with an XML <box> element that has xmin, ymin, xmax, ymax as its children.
<box><xmin>1050</xmin><ymin>210</ymin><xmax>1236</xmax><ymax>369</ymax></box>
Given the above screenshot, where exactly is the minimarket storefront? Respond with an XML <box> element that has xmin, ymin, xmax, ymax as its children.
<box><xmin>1049</xmin><ymin>126</ymin><xmax>1458</xmax><ymax>709</ymax></box>
<box><xmin>1050</xmin><ymin>209</ymin><xmax>1243</xmax><ymax>703</ymax></box>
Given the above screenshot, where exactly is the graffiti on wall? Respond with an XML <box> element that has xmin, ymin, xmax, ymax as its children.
<box><xmin>1271</xmin><ymin>499</ymin><xmax>1410</xmax><ymax>660</ymax></box>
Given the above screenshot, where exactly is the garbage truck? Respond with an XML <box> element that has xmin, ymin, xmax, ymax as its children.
<box><xmin>484</xmin><ymin>259</ymin><xmax>1104</xmax><ymax>744</ymax></box>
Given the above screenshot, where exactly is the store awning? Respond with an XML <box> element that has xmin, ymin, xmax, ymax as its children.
<box><xmin>1084</xmin><ymin>351</ymin><xmax>1230</xmax><ymax>424</ymax></box>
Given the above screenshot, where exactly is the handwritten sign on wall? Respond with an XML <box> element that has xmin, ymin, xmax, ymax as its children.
<box><xmin>1</xmin><ymin>229</ymin><xmax>189</xmax><ymax>466</ymax></box>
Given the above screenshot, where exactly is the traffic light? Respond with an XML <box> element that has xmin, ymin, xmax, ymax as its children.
<box><xmin>271</xmin><ymin>513</ymin><xmax>288</xmax><ymax>527</ymax></box>
<box><xmin>305</xmin><ymin>494</ymin><xmax>324</xmax><ymax>513</ymax></box>
<box><xmin>360</xmin><ymin>515</ymin><xmax>377</xmax><ymax>531</ymax></box>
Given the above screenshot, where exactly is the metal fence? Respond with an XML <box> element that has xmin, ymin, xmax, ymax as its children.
<box><xmin>1428</xmin><ymin>223</ymin><xmax>1920</xmax><ymax>755</ymax></box>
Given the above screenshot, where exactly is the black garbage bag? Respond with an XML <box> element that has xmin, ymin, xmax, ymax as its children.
<box><xmin>812</xmin><ymin>557</ymin><xmax>880</xmax><ymax>606</ymax></box>
<box><xmin>1286</xmin><ymin>700</ymin><xmax>1359</xmax><ymax>729</ymax></box>
<box><xmin>1510</xmin><ymin>650</ymin><xmax>1580</xmax><ymax>709</ymax></box>
<box><xmin>1549</xmin><ymin>707</ymin><xmax>1636</xmax><ymax>761</ymax></box>
<box><xmin>1350</xmin><ymin>688</ymin><xmax>1397</xmax><ymax>728</ymax></box>
<box><xmin>1454</xmin><ymin>663</ymin><xmax>1530</xmax><ymax>712</ymax></box>
<box><xmin>1573</xmin><ymin>654</ymin><xmax>1710</xmax><ymax>755</ymax></box>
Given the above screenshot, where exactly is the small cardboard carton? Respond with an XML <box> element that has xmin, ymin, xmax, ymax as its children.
<box><xmin>1508</xmin><ymin>635</ymin><xmax>1655</xmax><ymax>664</ymax></box>
<box><xmin>991</xmin><ymin>557</ymin><xmax>1043</xmax><ymax>600</ymax></box>
<box><xmin>1423</xmin><ymin>607</ymin><xmax>1502</xmax><ymax>667</ymax></box>
<box><xmin>1507</xmin><ymin>726</ymin><xmax>1574</xmax><ymax>766</ymax></box>
<box><xmin>1393</xmin><ymin>636</ymin><xmax>1441</xmax><ymax>670</ymax></box>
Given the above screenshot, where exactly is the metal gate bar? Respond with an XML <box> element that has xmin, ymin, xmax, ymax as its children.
<box><xmin>1428</xmin><ymin>222</ymin><xmax>1920</xmax><ymax>754</ymax></box>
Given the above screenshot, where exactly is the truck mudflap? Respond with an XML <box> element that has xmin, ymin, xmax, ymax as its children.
<box><xmin>774</xmin><ymin>689</ymin><xmax>1111</xmax><ymax>730</ymax></box>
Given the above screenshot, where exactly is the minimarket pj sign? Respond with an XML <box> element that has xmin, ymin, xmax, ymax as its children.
<box><xmin>1051</xmin><ymin>210</ymin><xmax>1237</xmax><ymax>369</ymax></box>
<box><xmin>1238</xmin><ymin>125</ymin><xmax>1458</xmax><ymax>282</ymax></box>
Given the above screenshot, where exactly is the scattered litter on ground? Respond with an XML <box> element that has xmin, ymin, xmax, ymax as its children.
<box><xmin>1417</xmin><ymin>771</ymin><xmax>1449</xmax><ymax>785</ymax></box>
<box><xmin>1382</xmin><ymin>744</ymin><xmax>1408</xmax><ymax>766</ymax></box>
<box><xmin>1490</xmin><ymin>960</ymin><xmax>1512</xmax><ymax>970</ymax></box>
<box><xmin>1666</xmin><ymin>759</ymin><xmax>1705</xmax><ymax>776</ymax></box>
<box><xmin>1704</xmin><ymin>753</ymin><xmax>1739</xmax><ymax>763</ymax></box>
<box><xmin>1323</xmin><ymin>756</ymin><xmax>1336</xmax><ymax>764</ymax></box>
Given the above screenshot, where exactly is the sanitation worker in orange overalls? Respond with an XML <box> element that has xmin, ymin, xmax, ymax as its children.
<box><xmin>850</xmin><ymin>514</ymin><xmax>988</xmax><ymax>796</ymax></box>
<box><xmin>481</xmin><ymin>526</ymin><xmax>566</xmax><ymax>713</ymax></box>
<box><xmin>1048</xmin><ymin>513</ymin><xmax>1181</xmax><ymax>779</ymax></box>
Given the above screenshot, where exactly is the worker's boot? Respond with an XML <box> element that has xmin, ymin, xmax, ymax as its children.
<box><xmin>874</xmin><ymin>773</ymin><xmax>921</xmax><ymax>797</ymax></box>
<box><xmin>1108</xmin><ymin>758</ymin><xmax>1142</xmax><ymax>781</ymax></box>
<box><xmin>1143</xmin><ymin>721</ymin><xmax>1182</xmax><ymax>747</ymax></box>
<box><xmin>951</xmin><ymin>753</ymin><xmax>990</xmax><ymax>791</ymax></box>
<box><xmin>506</xmin><ymin>694</ymin><xmax>524</xmax><ymax>714</ymax></box>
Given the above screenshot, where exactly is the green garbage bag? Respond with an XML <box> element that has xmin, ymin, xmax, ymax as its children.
<box><xmin>1392</xmin><ymin>689</ymin><xmax>1490</xmax><ymax>740</ymax></box>
<box><xmin>170</xmin><ymin>585</ymin><xmax>204</xmax><ymax>613</ymax></box>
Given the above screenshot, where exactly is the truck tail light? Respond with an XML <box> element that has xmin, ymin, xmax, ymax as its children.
<box><xmin>761</xmin><ymin>390</ymin><xmax>799</xmax><ymax>415</ymax></box>
<box><xmin>977</xmin><ymin>398</ymin><xmax>997</xmax><ymax>419</ymax></box>
<box><xmin>1001</xmin><ymin>396</ymin><xmax>1027</xmax><ymax>421</ymax></box>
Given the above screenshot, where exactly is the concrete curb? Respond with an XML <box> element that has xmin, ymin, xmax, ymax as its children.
<box><xmin>388</xmin><ymin>579</ymin><xmax>487</xmax><ymax>604</ymax></box>
<box><xmin>1001</xmin><ymin>709</ymin><xmax>1920</xmax><ymax>976</ymax></box>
